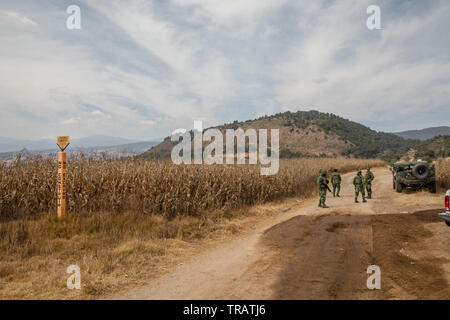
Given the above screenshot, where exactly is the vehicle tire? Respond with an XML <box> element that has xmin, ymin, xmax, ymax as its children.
<box><xmin>446</xmin><ymin>221</ymin><xmax>450</xmax><ymax>227</ymax></box>
<box><xmin>428</xmin><ymin>181</ymin><xmax>436</xmax><ymax>193</ymax></box>
<box><xmin>393</xmin><ymin>179</ymin><xmax>396</xmax><ymax>190</ymax></box>
<box><xmin>395</xmin><ymin>180</ymin><xmax>403</xmax><ymax>193</ymax></box>
<box><xmin>412</xmin><ymin>163</ymin><xmax>429</xmax><ymax>179</ymax></box>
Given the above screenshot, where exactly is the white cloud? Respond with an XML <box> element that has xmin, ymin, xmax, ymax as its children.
<box><xmin>62</xmin><ymin>117</ymin><xmax>81</xmax><ymax>125</ymax></box>
<box><xmin>0</xmin><ymin>0</ymin><xmax>449</xmax><ymax>140</ymax></box>
<box><xmin>261</xmin><ymin>26</ymin><xmax>280</xmax><ymax>39</ymax></box>
<box><xmin>91</xmin><ymin>110</ymin><xmax>105</xmax><ymax>116</ymax></box>
<box><xmin>171</xmin><ymin>0</ymin><xmax>287</xmax><ymax>35</ymax></box>
<box><xmin>2</xmin><ymin>10</ymin><xmax>37</xmax><ymax>26</ymax></box>
<box><xmin>273</xmin><ymin>0</ymin><xmax>450</xmax><ymax>128</ymax></box>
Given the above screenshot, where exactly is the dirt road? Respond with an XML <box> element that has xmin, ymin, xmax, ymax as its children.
<box><xmin>116</xmin><ymin>168</ymin><xmax>450</xmax><ymax>299</ymax></box>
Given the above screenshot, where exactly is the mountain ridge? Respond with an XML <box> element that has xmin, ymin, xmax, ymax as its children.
<box><xmin>142</xmin><ymin>110</ymin><xmax>419</xmax><ymax>161</ymax></box>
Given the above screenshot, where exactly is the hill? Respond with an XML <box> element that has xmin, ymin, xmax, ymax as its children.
<box><xmin>393</xmin><ymin>126</ymin><xmax>450</xmax><ymax>140</ymax></box>
<box><xmin>142</xmin><ymin>110</ymin><xmax>418</xmax><ymax>161</ymax></box>
<box><xmin>414</xmin><ymin>135</ymin><xmax>450</xmax><ymax>160</ymax></box>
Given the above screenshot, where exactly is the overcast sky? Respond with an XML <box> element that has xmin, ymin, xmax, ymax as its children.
<box><xmin>0</xmin><ymin>0</ymin><xmax>449</xmax><ymax>140</ymax></box>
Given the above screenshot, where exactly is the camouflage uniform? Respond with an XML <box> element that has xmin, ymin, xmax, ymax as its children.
<box><xmin>331</xmin><ymin>170</ymin><xmax>342</xmax><ymax>197</ymax></box>
<box><xmin>317</xmin><ymin>169</ymin><xmax>329</xmax><ymax>208</ymax></box>
<box><xmin>364</xmin><ymin>169</ymin><xmax>375</xmax><ymax>199</ymax></box>
<box><xmin>353</xmin><ymin>171</ymin><xmax>366</xmax><ymax>203</ymax></box>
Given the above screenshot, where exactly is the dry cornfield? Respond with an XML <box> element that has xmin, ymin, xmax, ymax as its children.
<box><xmin>435</xmin><ymin>157</ymin><xmax>450</xmax><ymax>189</ymax></box>
<box><xmin>0</xmin><ymin>156</ymin><xmax>447</xmax><ymax>299</ymax></box>
<box><xmin>0</xmin><ymin>156</ymin><xmax>385</xmax><ymax>220</ymax></box>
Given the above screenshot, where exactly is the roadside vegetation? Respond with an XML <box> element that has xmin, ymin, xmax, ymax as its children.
<box><xmin>0</xmin><ymin>156</ymin><xmax>383</xmax><ymax>299</ymax></box>
<box><xmin>436</xmin><ymin>157</ymin><xmax>450</xmax><ymax>189</ymax></box>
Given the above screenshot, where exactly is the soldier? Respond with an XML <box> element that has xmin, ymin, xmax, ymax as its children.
<box><xmin>331</xmin><ymin>168</ymin><xmax>342</xmax><ymax>197</ymax></box>
<box><xmin>317</xmin><ymin>169</ymin><xmax>331</xmax><ymax>208</ymax></box>
<box><xmin>365</xmin><ymin>168</ymin><xmax>375</xmax><ymax>199</ymax></box>
<box><xmin>353</xmin><ymin>170</ymin><xmax>366</xmax><ymax>203</ymax></box>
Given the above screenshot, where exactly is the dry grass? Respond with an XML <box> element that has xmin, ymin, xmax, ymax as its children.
<box><xmin>389</xmin><ymin>189</ymin><xmax>445</xmax><ymax>207</ymax></box>
<box><xmin>435</xmin><ymin>157</ymin><xmax>450</xmax><ymax>190</ymax></box>
<box><xmin>0</xmin><ymin>210</ymin><xmax>229</xmax><ymax>299</ymax></box>
<box><xmin>0</xmin><ymin>201</ymin><xmax>308</xmax><ymax>299</ymax></box>
<box><xmin>0</xmin><ymin>156</ymin><xmax>384</xmax><ymax>220</ymax></box>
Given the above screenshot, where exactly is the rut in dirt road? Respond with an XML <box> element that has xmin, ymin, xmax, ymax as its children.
<box><xmin>264</xmin><ymin>209</ymin><xmax>449</xmax><ymax>299</ymax></box>
<box><xmin>263</xmin><ymin>214</ymin><xmax>374</xmax><ymax>299</ymax></box>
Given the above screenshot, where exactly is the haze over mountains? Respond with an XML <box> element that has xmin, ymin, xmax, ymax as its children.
<box><xmin>0</xmin><ymin>135</ymin><xmax>138</xmax><ymax>152</ymax></box>
<box><xmin>0</xmin><ymin>135</ymin><xmax>161</xmax><ymax>158</ymax></box>
<box><xmin>393</xmin><ymin>126</ymin><xmax>450</xmax><ymax>140</ymax></box>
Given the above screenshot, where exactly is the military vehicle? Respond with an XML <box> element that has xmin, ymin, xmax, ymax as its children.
<box><xmin>390</xmin><ymin>160</ymin><xmax>436</xmax><ymax>193</ymax></box>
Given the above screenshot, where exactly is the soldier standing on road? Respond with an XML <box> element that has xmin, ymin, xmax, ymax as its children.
<box><xmin>353</xmin><ymin>170</ymin><xmax>366</xmax><ymax>203</ymax></box>
<box><xmin>317</xmin><ymin>169</ymin><xmax>330</xmax><ymax>208</ymax></box>
<box><xmin>365</xmin><ymin>168</ymin><xmax>375</xmax><ymax>199</ymax></box>
<box><xmin>331</xmin><ymin>169</ymin><xmax>342</xmax><ymax>197</ymax></box>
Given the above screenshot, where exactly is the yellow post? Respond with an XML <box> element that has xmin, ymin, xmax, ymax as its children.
<box><xmin>56</xmin><ymin>136</ymin><xmax>70</xmax><ymax>219</ymax></box>
<box><xmin>57</xmin><ymin>152</ymin><xmax>67</xmax><ymax>218</ymax></box>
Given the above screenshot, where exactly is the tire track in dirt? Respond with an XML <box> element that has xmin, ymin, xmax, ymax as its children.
<box><xmin>263</xmin><ymin>209</ymin><xmax>449</xmax><ymax>299</ymax></box>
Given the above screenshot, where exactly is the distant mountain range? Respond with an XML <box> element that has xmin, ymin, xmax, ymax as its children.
<box><xmin>0</xmin><ymin>135</ymin><xmax>162</xmax><ymax>160</ymax></box>
<box><xmin>0</xmin><ymin>135</ymin><xmax>143</xmax><ymax>153</ymax></box>
<box><xmin>75</xmin><ymin>140</ymin><xmax>161</xmax><ymax>154</ymax></box>
<box><xmin>393</xmin><ymin>126</ymin><xmax>450</xmax><ymax>140</ymax></box>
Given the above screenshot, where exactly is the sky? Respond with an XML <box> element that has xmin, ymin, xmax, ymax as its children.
<box><xmin>0</xmin><ymin>0</ymin><xmax>449</xmax><ymax>140</ymax></box>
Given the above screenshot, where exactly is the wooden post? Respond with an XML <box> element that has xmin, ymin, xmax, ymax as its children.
<box><xmin>56</xmin><ymin>136</ymin><xmax>70</xmax><ymax>219</ymax></box>
<box><xmin>57</xmin><ymin>152</ymin><xmax>67</xmax><ymax>218</ymax></box>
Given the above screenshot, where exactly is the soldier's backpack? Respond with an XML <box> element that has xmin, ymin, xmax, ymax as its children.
<box><xmin>354</xmin><ymin>175</ymin><xmax>362</xmax><ymax>185</ymax></box>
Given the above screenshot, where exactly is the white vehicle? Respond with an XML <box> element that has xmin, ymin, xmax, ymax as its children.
<box><xmin>437</xmin><ymin>190</ymin><xmax>450</xmax><ymax>227</ymax></box>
